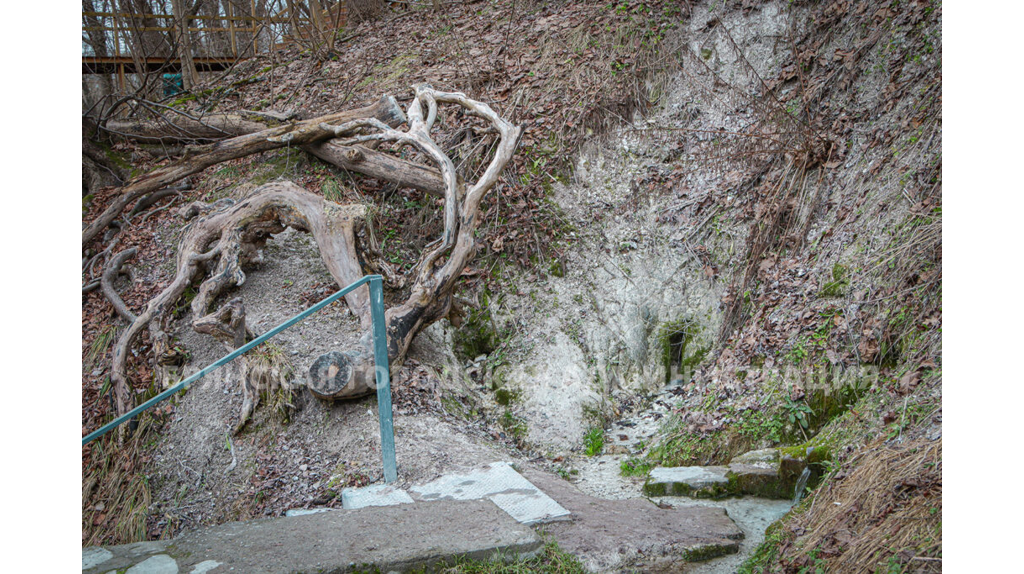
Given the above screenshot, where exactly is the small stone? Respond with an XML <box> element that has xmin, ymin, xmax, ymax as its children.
<box><xmin>126</xmin><ymin>554</ymin><xmax>178</xmax><ymax>574</ymax></box>
<box><xmin>299</xmin><ymin>464</ymin><xmax>308</xmax><ymax>472</ymax></box>
<box><xmin>189</xmin><ymin>560</ymin><xmax>222</xmax><ymax>574</ymax></box>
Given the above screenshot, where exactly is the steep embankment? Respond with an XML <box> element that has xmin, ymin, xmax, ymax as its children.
<box><xmin>83</xmin><ymin>1</ymin><xmax>940</xmax><ymax>570</ymax></box>
<box><xmin>464</xmin><ymin>1</ymin><xmax>942</xmax><ymax>571</ymax></box>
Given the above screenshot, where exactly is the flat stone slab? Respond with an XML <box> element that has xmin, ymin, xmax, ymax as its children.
<box><xmin>83</xmin><ymin>499</ymin><xmax>540</xmax><ymax>574</ymax></box>
<box><xmin>644</xmin><ymin>466</ymin><xmax>732</xmax><ymax>498</ymax></box>
<box><xmin>731</xmin><ymin>448</ymin><xmax>781</xmax><ymax>468</ymax></box>
<box><xmin>523</xmin><ymin>470</ymin><xmax>743</xmax><ymax>573</ymax></box>
<box><xmin>409</xmin><ymin>461</ymin><xmax>570</xmax><ymax>525</ymax></box>
<box><xmin>644</xmin><ymin>460</ymin><xmax>804</xmax><ymax>500</ymax></box>
<box><xmin>284</xmin><ymin>507</ymin><xmax>335</xmax><ymax>517</ymax></box>
<box><xmin>342</xmin><ymin>483</ymin><xmax>415</xmax><ymax>509</ymax></box>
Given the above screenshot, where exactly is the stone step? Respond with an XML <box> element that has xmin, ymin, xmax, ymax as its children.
<box><xmin>522</xmin><ymin>469</ymin><xmax>744</xmax><ymax>572</ymax></box>
<box><xmin>643</xmin><ymin>448</ymin><xmax>813</xmax><ymax>500</ymax></box>
<box><xmin>83</xmin><ymin>499</ymin><xmax>541</xmax><ymax>574</ymax></box>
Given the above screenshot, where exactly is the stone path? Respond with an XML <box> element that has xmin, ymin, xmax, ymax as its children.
<box><xmin>83</xmin><ymin>499</ymin><xmax>540</xmax><ymax>574</ymax></box>
<box><xmin>83</xmin><ymin>461</ymin><xmax>752</xmax><ymax>573</ymax></box>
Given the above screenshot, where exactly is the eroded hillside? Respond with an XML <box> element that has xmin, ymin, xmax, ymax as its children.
<box><xmin>82</xmin><ymin>1</ymin><xmax>941</xmax><ymax>571</ymax></box>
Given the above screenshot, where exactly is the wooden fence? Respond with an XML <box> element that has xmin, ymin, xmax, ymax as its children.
<box><xmin>83</xmin><ymin>1</ymin><xmax>348</xmax><ymax>87</ymax></box>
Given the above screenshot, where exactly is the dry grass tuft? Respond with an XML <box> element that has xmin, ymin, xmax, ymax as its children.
<box><xmin>248</xmin><ymin>342</ymin><xmax>296</xmax><ymax>422</ymax></box>
<box><xmin>82</xmin><ymin>418</ymin><xmax>154</xmax><ymax>546</ymax></box>
<box><xmin>782</xmin><ymin>437</ymin><xmax>942</xmax><ymax>573</ymax></box>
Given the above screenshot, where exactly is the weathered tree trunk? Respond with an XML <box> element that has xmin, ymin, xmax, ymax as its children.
<box><xmin>83</xmin><ymin>96</ymin><xmax>405</xmax><ymax>247</ymax></box>
<box><xmin>103</xmin><ymin>109</ymin><xmax>449</xmax><ymax>195</ymax></box>
<box><xmin>172</xmin><ymin>0</ymin><xmax>200</xmax><ymax>89</ymax></box>
<box><xmin>105</xmin><ymin>110</ymin><xmax>294</xmax><ymax>142</ymax></box>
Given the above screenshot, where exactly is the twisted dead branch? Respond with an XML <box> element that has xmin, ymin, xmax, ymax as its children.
<box><xmin>106</xmin><ymin>85</ymin><xmax>521</xmax><ymax>431</ymax></box>
<box><xmin>83</xmin><ymin>96</ymin><xmax>406</xmax><ymax>247</ymax></box>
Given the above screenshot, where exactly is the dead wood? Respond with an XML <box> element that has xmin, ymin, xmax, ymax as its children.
<box><xmin>108</xmin><ymin>85</ymin><xmax>520</xmax><ymax>428</ymax></box>
<box><xmin>83</xmin><ymin>96</ymin><xmax>406</xmax><ymax>247</ymax></box>
<box><xmin>104</xmin><ymin>111</ymin><xmax>296</xmax><ymax>143</ymax></box>
<box><xmin>109</xmin><ymin>182</ymin><xmax>372</xmax><ymax>421</ymax></box>
<box><xmin>102</xmin><ymin>111</ymin><xmax>449</xmax><ymax>197</ymax></box>
<box><xmin>303</xmin><ymin>141</ymin><xmax>447</xmax><ymax>197</ymax></box>
<box><xmin>101</xmin><ymin>248</ymin><xmax>139</xmax><ymax>323</ymax></box>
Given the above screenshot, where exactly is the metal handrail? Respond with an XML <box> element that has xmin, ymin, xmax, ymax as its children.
<box><xmin>82</xmin><ymin>274</ymin><xmax>398</xmax><ymax>483</ymax></box>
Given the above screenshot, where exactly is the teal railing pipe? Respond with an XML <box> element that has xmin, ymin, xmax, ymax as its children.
<box><xmin>82</xmin><ymin>275</ymin><xmax>398</xmax><ymax>483</ymax></box>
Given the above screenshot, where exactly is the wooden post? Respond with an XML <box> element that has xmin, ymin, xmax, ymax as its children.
<box><xmin>228</xmin><ymin>2</ymin><xmax>237</xmax><ymax>58</ymax></box>
<box><xmin>113</xmin><ymin>14</ymin><xmax>125</xmax><ymax>93</ymax></box>
<box><xmin>251</xmin><ymin>0</ymin><xmax>258</xmax><ymax>54</ymax></box>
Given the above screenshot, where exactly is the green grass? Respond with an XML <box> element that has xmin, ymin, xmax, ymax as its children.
<box><xmin>619</xmin><ymin>457</ymin><xmax>652</xmax><ymax>477</ymax></box>
<box><xmin>583</xmin><ymin>427</ymin><xmax>605</xmax><ymax>457</ymax></box>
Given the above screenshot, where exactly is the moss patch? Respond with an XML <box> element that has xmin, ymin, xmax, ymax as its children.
<box><xmin>817</xmin><ymin>262</ymin><xmax>850</xmax><ymax>298</ymax></box>
<box><xmin>453</xmin><ymin>296</ymin><xmax>500</xmax><ymax>361</ymax></box>
<box><xmin>658</xmin><ymin>318</ymin><xmax>709</xmax><ymax>385</ymax></box>
<box><xmin>494</xmin><ymin>387</ymin><xmax>520</xmax><ymax>406</ymax></box>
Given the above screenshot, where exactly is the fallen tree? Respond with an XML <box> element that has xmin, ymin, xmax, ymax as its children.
<box><xmin>82</xmin><ymin>96</ymin><xmax>407</xmax><ymax>247</ymax></box>
<box><xmin>102</xmin><ymin>85</ymin><xmax>521</xmax><ymax>431</ymax></box>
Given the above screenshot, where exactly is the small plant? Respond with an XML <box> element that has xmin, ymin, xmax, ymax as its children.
<box><xmin>86</xmin><ymin>325</ymin><xmax>117</xmax><ymax>369</ymax></box>
<box><xmin>620</xmin><ymin>457</ymin><xmax>652</xmax><ymax>477</ymax></box>
<box><xmin>782</xmin><ymin>398</ymin><xmax>814</xmax><ymax>435</ymax></box>
<box><xmin>500</xmin><ymin>410</ymin><xmax>529</xmax><ymax>443</ymax></box>
<box><xmin>786</xmin><ymin>338</ymin><xmax>809</xmax><ymax>364</ymax></box>
<box><xmin>583</xmin><ymin>427</ymin><xmax>605</xmax><ymax>456</ymax></box>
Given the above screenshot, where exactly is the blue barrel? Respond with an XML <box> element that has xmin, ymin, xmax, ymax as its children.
<box><xmin>162</xmin><ymin>73</ymin><xmax>184</xmax><ymax>96</ymax></box>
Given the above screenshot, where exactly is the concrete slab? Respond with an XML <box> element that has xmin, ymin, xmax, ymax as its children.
<box><xmin>523</xmin><ymin>469</ymin><xmax>744</xmax><ymax>573</ymax></box>
<box><xmin>283</xmin><ymin>507</ymin><xmax>335</xmax><ymax>517</ymax></box>
<box><xmin>409</xmin><ymin>461</ymin><xmax>571</xmax><ymax>525</ymax></box>
<box><xmin>644</xmin><ymin>466</ymin><xmax>732</xmax><ymax>498</ymax></box>
<box><xmin>83</xmin><ymin>499</ymin><xmax>541</xmax><ymax>574</ymax></box>
<box><xmin>342</xmin><ymin>483</ymin><xmax>414</xmax><ymax>509</ymax></box>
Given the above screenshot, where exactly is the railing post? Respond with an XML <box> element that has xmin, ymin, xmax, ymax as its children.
<box><xmin>368</xmin><ymin>276</ymin><xmax>398</xmax><ymax>483</ymax></box>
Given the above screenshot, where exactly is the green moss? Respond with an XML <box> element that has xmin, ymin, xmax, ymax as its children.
<box><xmin>681</xmin><ymin>541</ymin><xmax>736</xmax><ymax>562</ymax></box>
<box><xmin>642</xmin><ymin>477</ymin><xmax>732</xmax><ymax>499</ymax></box>
<box><xmin>453</xmin><ymin>303</ymin><xmax>499</xmax><ymax>361</ymax></box>
<box><xmin>408</xmin><ymin>540</ymin><xmax>587</xmax><ymax>573</ymax></box>
<box><xmin>495</xmin><ymin>388</ymin><xmax>520</xmax><ymax>406</ymax></box>
<box><xmin>726</xmin><ymin>467</ymin><xmax>791</xmax><ymax>499</ymax></box>
<box><xmin>817</xmin><ymin>262</ymin><xmax>850</xmax><ymax>298</ymax></box>
<box><xmin>252</xmin><ymin>148</ymin><xmax>307</xmax><ymax>184</ymax></box>
<box><xmin>658</xmin><ymin>318</ymin><xmax>709</xmax><ymax>385</ymax></box>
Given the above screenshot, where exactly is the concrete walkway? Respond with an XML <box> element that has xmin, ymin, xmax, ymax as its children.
<box><xmin>83</xmin><ymin>462</ymin><xmax>749</xmax><ymax>573</ymax></box>
<box><xmin>83</xmin><ymin>499</ymin><xmax>540</xmax><ymax>573</ymax></box>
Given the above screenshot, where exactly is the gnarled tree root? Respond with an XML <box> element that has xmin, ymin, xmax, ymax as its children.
<box><xmin>108</xmin><ymin>86</ymin><xmax>522</xmax><ymax>434</ymax></box>
<box><xmin>109</xmin><ymin>182</ymin><xmax>373</xmax><ymax>424</ymax></box>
